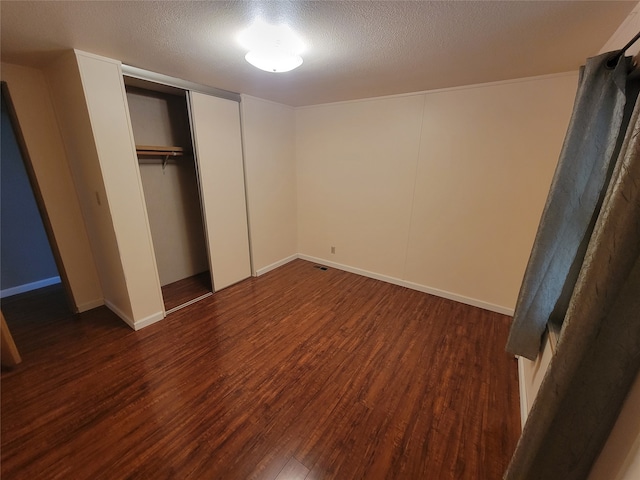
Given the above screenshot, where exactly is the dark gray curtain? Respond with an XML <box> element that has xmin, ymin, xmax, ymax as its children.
<box><xmin>504</xmin><ymin>52</ymin><xmax>640</xmax><ymax>479</ymax></box>
<box><xmin>506</xmin><ymin>52</ymin><xmax>635</xmax><ymax>361</ymax></box>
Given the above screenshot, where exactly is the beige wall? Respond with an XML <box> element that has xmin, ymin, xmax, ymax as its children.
<box><xmin>46</xmin><ymin>51</ymin><xmax>134</xmax><ymax>320</ymax></box>
<box><xmin>0</xmin><ymin>54</ymin><xmax>580</xmax><ymax>316</ymax></box>
<box><xmin>241</xmin><ymin>95</ymin><xmax>298</xmax><ymax>274</ymax></box>
<box><xmin>1</xmin><ymin>62</ymin><xmax>103</xmax><ymax>312</ymax></box>
<box><xmin>296</xmin><ymin>73</ymin><xmax>578</xmax><ymax>312</ymax></box>
<box><xmin>297</xmin><ymin>95</ymin><xmax>423</xmax><ymax>279</ymax></box>
<box><xmin>138</xmin><ymin>162</ymin><xmax>209</xmax><ymax>286</ymax></box>
<box><xmin>74</xmin><ymin>51</ymin><xmax>164</xmax><ymax>325</ymax></box>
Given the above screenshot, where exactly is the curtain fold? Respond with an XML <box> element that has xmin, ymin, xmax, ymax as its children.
<box><xmin>504</xmin><ymin>55</ymin><xmax>640</xmax><ymax>479</ymax></box>
<box><xmin>506</xmin><ymin>52</ymin><xmax>634</xmax><ymax>361</ymax></box>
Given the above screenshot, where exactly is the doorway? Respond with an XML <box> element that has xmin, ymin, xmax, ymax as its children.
<box><xmin>0</xmin><ymin>83</ymin><xmax>74</xmax><ymax>312</ymax></box>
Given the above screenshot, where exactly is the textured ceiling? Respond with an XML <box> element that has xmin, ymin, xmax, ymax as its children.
<box><xmin>0</xmin><ymin>1</ymin><xmax>636</xmax><ymax>106</ymax></box>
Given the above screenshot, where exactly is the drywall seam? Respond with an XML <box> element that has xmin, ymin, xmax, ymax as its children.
<box><xmin>401</xmin><ymin>93</ymin><xmax>428</xmax><ymax>280</ymax></box>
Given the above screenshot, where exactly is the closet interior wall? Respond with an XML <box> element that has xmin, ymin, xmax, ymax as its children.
<box><xmin>124</xmin><ymin>81</ymin><xmax>210</xmax><ymax>300</ymax></box>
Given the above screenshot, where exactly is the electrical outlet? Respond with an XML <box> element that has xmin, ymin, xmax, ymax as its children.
<box><xmin>331</xmin><ymin>246</ymin><xmax>336</xmax><ymax>254</ymax></box>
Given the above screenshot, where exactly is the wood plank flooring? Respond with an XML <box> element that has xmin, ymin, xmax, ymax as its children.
<box><xmin>1</xmin><ymin>259</ymin><xmax>520</xmax><ymax>479</ymax></box>
<box><xmin>161</xmin><ymin>271</ymin><xmax>212</xmax><ymax>312</ymax></box>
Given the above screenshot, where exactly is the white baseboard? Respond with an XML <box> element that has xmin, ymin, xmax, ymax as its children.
<box><xmin>76</xmin><ymin>298</ymin><xmax>104</xmax><ymax>312</ymax></box>
<box><xmin>105</xmin><ymin>299</ymin><xmax>164</xmax><ymax>331</ymax></box>
<box><xmin>104</xmin><ymin>299</ymin><xmax>136</xmax><ymax>329</ymax></box>
<box><xmin>297</xmin><ymin>254</ymin><xmax>515</xmax><ymax>316</ymax></box>
<box><xmin>517</xmin><ymin>356</ymin><xmax>528</xmax><ymax>429</ymax></box>
<box><xmin>255</xmin><ymin>254</ymin><xmax>299</xmax><ymax>276</ymax></box>
<box><xmin>0</xmin><ymin>276</ymin><xmax>61</xmax><ymax>298</ymax></box>
<box><xmin>133</xmin><ymin>311</ymin><xmax>165</xmax><ymax>331</ymax></box>
<box><xmin>103</xmin><ymin>299</ymin><xmax>134</xmax><ymax>329</ymax></box>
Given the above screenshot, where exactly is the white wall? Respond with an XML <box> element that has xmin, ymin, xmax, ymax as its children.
<box><xmin>296</xmin><ymin>73</ymin><xmax>578</xmax><ymax>312</ymax></box>
<box><xmin>241</xmin><ymin>95</ymin><xmax>298</xmax><ymax>274</ymax></box>
<box><xmin>297</xmin><ymin>95</ymin><xmax>423</xmax><ymax>279</ymax></box>
<box><xmin>1</xmin><ymin>62</ymin><xmax>103</xmax><ymax>311</ymax></box>
<box><xmin>1</xmin><ymin>52</ymin><xmax>579</xmax><ymax>318</ymax></box>
<box><xmin>46</xmin><ymin>51</ymin><xmax>133</xmax><ymax>320</ymax></box>
<box><xmin>46</xmin><ymin>50</ymin><xmax>164</xmax><ymax>328</ymax></box>
<box><xmin>74</xmin><ymin>51</ymin><xmax>164</xmax><ymax>326</ymax></box>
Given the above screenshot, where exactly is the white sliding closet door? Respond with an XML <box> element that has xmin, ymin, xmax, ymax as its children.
<box><xmin>189</xmin><ymin>92</ymin><xmax>251</xmax><ymax>290</ymax></box>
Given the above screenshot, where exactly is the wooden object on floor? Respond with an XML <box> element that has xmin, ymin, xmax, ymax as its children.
<box><xmin>1</xmin><ymin>311</ymin><xmax>21</xmax><ymax>367</ymax></box>
<box><xmin>1</xmin><ymin>259</ymin><xmax>520</xmax><ymax>479</ymax></box>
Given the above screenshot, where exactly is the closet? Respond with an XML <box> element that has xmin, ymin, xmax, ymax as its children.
<box><xmin>124</xmin><ymin>79</ymin><xmax>211</xmax><ymax>312</ymax></box>
<box><xmin>45</xmin><ymin>50</ymin><xmax>252</xmax><ymax>329</ymax></box>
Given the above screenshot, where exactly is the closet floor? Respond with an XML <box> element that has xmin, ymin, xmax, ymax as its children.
<box><xmin>161</xmin><ymin>271</ymin><xmax>212</xmax><ymax>312</ymax></box>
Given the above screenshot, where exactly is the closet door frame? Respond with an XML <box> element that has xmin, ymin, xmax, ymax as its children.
<box><xmin>121</xmin><ymin>65</ymin><xmax>252</xmax><ymax>294</ymax></box>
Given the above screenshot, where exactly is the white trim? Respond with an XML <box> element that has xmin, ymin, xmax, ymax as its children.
<box><xmin>104</xmin><ymin>299</ymin><xmax>135</xmax><ymax>329</ymax></box>
<box><xmin>0</xmin><ymin>276</ymin><xmax>61</xmax><ymax>298</ymax></box>
<box><xmin>105</xmin><ymin>299</ymin><xmax>165</xmax><ymax>330</ymax></box>
<box><xmin>401</xmin><ymin>278</ymin><xmax>514</xmax><ymax>316</ymax></box>
<box><xmin>297</xmin><ymin>254</ymin><xmax>514</xmax><ymax>316</ymax></box>
<box><xmin>122</xmin><ymin>64</ymin><xmax>240</xmax><ymax>102</ymax></box>
<box><xmin>165</xmin><ymin>292</ymin><xmax>212</xmax><ymax>315</ymax></box>
<box><xmin>256</xmin><ymin>254</ymin><xmax>299</xmax><ymax>276</ymax></box>
<box><xmin>240</xmin><ymin>94</ymin><xmax>295</xmax><ymax>110</ymax></box>
<box><xmin>76</xmin><ymin>298</ymin><xmax>104</xmax><ymax>312</ymax></box>
<box><xmin>133</xmin><ymin>311</ymin><xmax>165</xmax><ymax>331</ymax></box>
<box><xmin>118</xmin><ymin>60</ymin><xmax>167</xmax><ymax>320</ymax></box>
<box><xmin>296</xmin><ymin>71</ymin><xmax>577</xmax><ymax>109</ymax></box>
<box><xmin>517</xmin><ymin>356</ymin><xmax>529</xmax><ymax>429</ymax></box>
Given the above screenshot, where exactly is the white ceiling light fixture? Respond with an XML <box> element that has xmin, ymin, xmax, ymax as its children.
<box><xmin>239</xmin><ymin>19</ymin><xmax>305</xmax><ymax>73</ymax></box>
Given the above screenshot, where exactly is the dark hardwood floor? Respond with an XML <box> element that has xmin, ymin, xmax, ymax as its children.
<box><xmin>1</xmin><ymin>259</ymin><xmax>520</xmax><ymax>479</ymax></box>
<box><xmin>161</xmin><ymin>271</ymin><xmax>212</xmax><ymax>312</ymax></box>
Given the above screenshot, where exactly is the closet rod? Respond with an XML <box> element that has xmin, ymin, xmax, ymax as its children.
<box><xmin>137</xmin><ymin>150</ymin><xmax>185</xmax><ymax>157</ymax></box>
<box><xmin>136</xmin><ymin>145</ymin><xmax>187</xmax><ymax>157</ymax></box>
<box><xmin>607</xmin><ymin>30</ymin><xmax>640</xmax><ymax>68</ymax></box>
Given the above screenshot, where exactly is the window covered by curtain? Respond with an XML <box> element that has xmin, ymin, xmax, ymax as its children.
<box><xmin>504</xmin><ymin>50</ymin><xmax>640</xmax><ymax>479</ymax></box>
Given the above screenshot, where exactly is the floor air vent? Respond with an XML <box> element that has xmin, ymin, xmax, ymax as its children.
<box><xmin>313</xmin><ymin>265</ymin><xmax>328</xmax><ymax>271</ymax></box>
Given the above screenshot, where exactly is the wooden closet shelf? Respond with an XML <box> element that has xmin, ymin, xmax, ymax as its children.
<box><xmin>136</xmin><ymin>145</ymin><xmax>190</xmax><ymax>157</ymax></box>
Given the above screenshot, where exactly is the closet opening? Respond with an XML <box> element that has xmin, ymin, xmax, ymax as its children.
<box><xmin>124</xmin><ymin>78</ymin><xmax>212</xmax><ymax>313</ymax></box>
